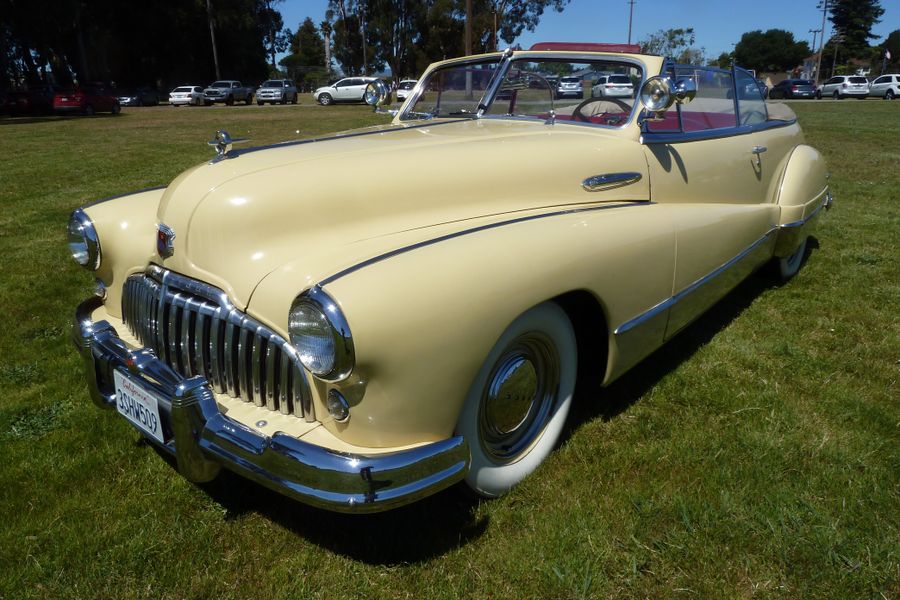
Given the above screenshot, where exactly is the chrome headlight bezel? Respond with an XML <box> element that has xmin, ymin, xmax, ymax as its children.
<box><xmin>67</xmin><ymin>208</ymin><xmax>101</xmax><ymax>270</ymax></box>
<box><xmin>288</xmin><ymin>286</ymin><xmax>355</xmax><ymax>381</ymax></box>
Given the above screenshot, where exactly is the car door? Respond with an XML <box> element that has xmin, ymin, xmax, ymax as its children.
<box><xmin>642</xmin><ymin>67</ymin><xmax>782</xmax><ymax>338</ymax></box>
<box><xmin>333</xmin><ymin>79</ymin><xmax>353</xmax><ymax>100</ymax></box>
<box><xmin>871</xmin><ymin>75</ymin><xmax>888</xmax><ymax>97</ymax></box>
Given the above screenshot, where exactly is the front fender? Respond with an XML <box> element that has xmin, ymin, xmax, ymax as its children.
<box><xmin>80</xmin><ymin>187</ymin><xmax>166</xmax><ymax>317</ymax></box>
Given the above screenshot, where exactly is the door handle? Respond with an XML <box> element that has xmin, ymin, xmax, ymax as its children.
<box><xmin>582</xmin><ymin>172</ymin><xmax>642</xmax><ymax>192</ymax></box>
<box><xmin>751</xmin><ymin>145</ymin><xmax>767</xmax><ymax>167</ymax></box>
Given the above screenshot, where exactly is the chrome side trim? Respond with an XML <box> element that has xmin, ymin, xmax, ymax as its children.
<box><xmin>319</xmin><ymin>202</ymin><xmax>650</xmax><ymax>286</ymax></box>
<box><xmin>614</xmin><ymin>228</ymin><xmax>778</xmax><ymax>336</ymax></box>
<box><xmin>780</xmin><ymin>194</ymin><xmax>829</xmax><ymax>229</ymax></box>
<box><xmin>582</xmin><ymin>172</ymin><xmax>642</xmax><ymax>192</ymax></box>
<box><xmin>73</xmin><ymin>296</ymin><xmax>470</xmax><ymax>513</ymax></box>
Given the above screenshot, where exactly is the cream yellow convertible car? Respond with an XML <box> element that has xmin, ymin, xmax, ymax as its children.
<box><xmin>70</xmin><ymin>44</ymin><xmax>831</xmax><ymax>512</ymax></box>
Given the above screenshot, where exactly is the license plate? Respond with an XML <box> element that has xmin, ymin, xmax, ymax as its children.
<box><xmin>113</xmin><ymin>370</ymin><xmax>165</xmax><ymax>443</ymax></box>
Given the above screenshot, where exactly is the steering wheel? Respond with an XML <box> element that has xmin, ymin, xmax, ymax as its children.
<box><xmin>572</xmin><ymin>96</ymin><xmax>632</xmax><ymax>122</ymax></box>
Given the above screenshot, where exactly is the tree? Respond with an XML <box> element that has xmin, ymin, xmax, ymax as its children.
<box><xmin>259</xmin><ymin>0</ymin><xmax>291</xmax><ymax>73</ymax></box>
<box><xmin>280</xmin><ymin>18</ymin><xmax>328</xmax><ymax>85</ymax></box>
<box><xmin>490</xmin><ymin>0</ymin><xmax>571</xmax><ymax>47</ymax></box>
<box><xmin>639</xmin><ymin>28</ymin><xmax>695</xmax><ymax>57</ymax></box>
<box><xmin>734</xmin><ymin>29</ymin><xmax>811</xmax><ymax>73</ymax></box>
<box><xmin>713</xmin><ymin>52</ymin><xmax>733</xmax><ymax>68</ymax></box>
<box><xmin>829</xmin><ymin>0</ymin><xmax>885</xmax><ymax>58</ymax></box>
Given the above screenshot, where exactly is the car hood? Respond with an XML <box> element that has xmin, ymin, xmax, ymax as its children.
<box><xmin>154</xmin><ymin>118</ymin><xmax>647</xmax><ymax>310</ymax></box>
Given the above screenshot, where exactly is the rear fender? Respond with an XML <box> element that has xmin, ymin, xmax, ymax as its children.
<box><xmin>773</xmin><ymin>144</ymin><xmax>830</xmax><ymax>257</ymax></box>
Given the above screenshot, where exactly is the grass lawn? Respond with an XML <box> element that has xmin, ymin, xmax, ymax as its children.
<box><xmin>0</xmin><ymin>100</ymin><xmax>897</xmax><ymax>599</ymax></box>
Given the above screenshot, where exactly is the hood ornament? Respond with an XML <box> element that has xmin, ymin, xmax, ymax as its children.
<box><xmin>207</xmin><ymin>130</ymin><xmax>247</xmax><ymax>162</ymax></box>
<box><xmin>157</xmin><ymin>223</ymin><xmax>175</xmax><ymax>258</ymax></box>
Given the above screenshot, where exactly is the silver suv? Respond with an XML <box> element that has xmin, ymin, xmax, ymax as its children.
<box><xmin>256</xmin><ymin>79</ymin><xmax>298</xmax><ymax>105</ymax></box>
<box><xmin>817</xmin><ymin>75</ymin><xmax>869</xmax><ymax>99</ymax></box>
<box><xmin>868</xmin><ymin>74</ymin><xmax>899</xmax><ymax>100</ymax></box>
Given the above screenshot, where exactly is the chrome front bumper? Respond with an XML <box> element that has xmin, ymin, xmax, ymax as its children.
<box><xmin>73</xmin><ymin>295</ymin><xmax>469</xmax><ymax>513</ymax></box>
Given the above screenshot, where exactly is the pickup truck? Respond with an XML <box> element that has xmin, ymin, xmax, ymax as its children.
<box><xmin>203</xmin><ymin>80</ymin><xmax>254</xmax><ymax>106</ymax></box>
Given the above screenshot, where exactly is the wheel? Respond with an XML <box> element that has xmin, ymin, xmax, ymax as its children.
<box><xmin>204</xmin><ymin>100</ymin><xmax>212</xmax><ymax>106</ymax></box>
<box><xmin>886</xmin><ymin>90</ymin><xmax>895</xmax><ymax>100</ymax></box>
<box><xmin>815</xmin><ymin>90</ymin><xmax>822</xmax><ymax>99</ymax></box>
<box><xmin>83</xmin><ymin>104</ymin><xmax>95</xmax><ymax>116</ymax></box>
<box><xmin>226</xmin><ymin>95</ymin><xmax>234</xmax><ymax>106</ymax></box>
<box><xmin>456</xmin><ymin>302</ymin><xmax>577</xmax><ymax>497</ymax></box>
<box><xmin>291</xmin><ymin>93</ymin><xmax>298</xmax><ymax>104</ymax></box>
<box><xmin>257</xmin><ymin>101</ymin><xmax>263</xmax><ymax>106</ymax></box>
<box><xmin>318</xmin><ymin>93</ymin><xmax>333</xmax><ymax>106</ymax></box>
<box><xmin>776</xmin><ymin>236</ymin><xmax>808</xmax><ymax>281</ymax></box>
<box><xmin>833</xmin><ymin>90</ymin><xmax>840</xmax><ymax>100</ymax></box>
<box><xmin>245</xmin><ymin>94</ymin><xmax>252</xmax><ymax>105</ymax></box>
<box><xmin>111</xmin><ymin>102</ymin><xmax>121</xmax><ymax>115</ymax></box>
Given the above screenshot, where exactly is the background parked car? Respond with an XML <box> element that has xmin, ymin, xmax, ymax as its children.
<box><xmin>2</xmin><ymin>85</ymin><xmax>58</xmax><ymax>114</ymax></box>
<box><xmin>867</xmin><ymin>74</ymin><xmax>899</xmax><ymax>100</ymax></box>
<box><xmin>203</xmin><ymin>80</ymin><xmax>254</xmax><ymax>105</ymax></box>
<box><xmin>768</xmin><ymin>79</ymin><xmax>817</xmax><ymax>99</ymax></box>
<box><xmin>395</xmin><ymin>79</ymin><xmax>417</xmax><ymax>102</ymax></box>
<box><xmin>590</xmin><ymin>74</ymin><xmax>634</xmax><ymax>98</ymax></box>
<box><xmin>54</xmin><ymin>86</ymin><xmax>120</xmax><ymax>115</ymax></box>
<box><xmin>556</xmin><ymin>76</ymin><xmax>583</xmax><ymax>99</ymax></box>
<box><xmin>116</xmin><ymin>88</ymin><xmax>160</xmax><ymax>106</ymax></box>
<box><xmin>817</xmin><ymin>75</ymin><xmax>869</xmax><ymax>99</ymax></box>
<box><xmin>169</xmin><ymin>85</ymin><xmax>205</xmax><ymax>106</ymax></box>
<box><xmin>313</xmin><ymin>77</ymin><xmax>379</xmax><ymax>105</ymax></box>
<box><xmin>256</xmin><ymin>79</ymin><xmax>298</xmax><ymax>105</ymax></box>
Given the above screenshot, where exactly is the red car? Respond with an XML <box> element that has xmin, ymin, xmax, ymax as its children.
<box><xmin>53</xmin><ymin>85</ymin><xmax>121</xmax><ymax>115</ymax></box>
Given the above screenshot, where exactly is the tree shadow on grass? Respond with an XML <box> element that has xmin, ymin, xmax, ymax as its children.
<box><xmin>567</xmin><ymin>237</ymin><xmax>819</xmax><ymax>430</ymax></box>
<box><xmin>0</xmin><ymin>113</ymin><xmax>124</xmax><ymax>126</ymax></box>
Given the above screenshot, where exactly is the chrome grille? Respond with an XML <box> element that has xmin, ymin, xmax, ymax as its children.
<box><xmin>120</xmin><ymin>266</ymin><xmax>314</xmax><ymax>421</ymax></box>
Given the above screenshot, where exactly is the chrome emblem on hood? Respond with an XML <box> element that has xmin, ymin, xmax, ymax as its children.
<box><xmin>157</xmin><ymin>223</ymin><xmax>175</xmax><ymax>258</ymax></box>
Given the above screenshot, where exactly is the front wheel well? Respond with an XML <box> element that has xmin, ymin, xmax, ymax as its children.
<box><xmin>552</xmin><ymin>290</ymin><xmax>609</xmax><ymax>387</ymax></box>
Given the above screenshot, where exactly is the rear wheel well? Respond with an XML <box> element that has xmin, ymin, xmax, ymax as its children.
<box><xmin>552</xmin><ymin>290</ymin><xmax>609</xmax><ymax>386</ymax></box>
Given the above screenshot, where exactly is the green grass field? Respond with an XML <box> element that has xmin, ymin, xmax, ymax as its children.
<box><xmin>0</xmin><ymin>100</ymin><xmax>897</xmax><ymax>599</ymax></box>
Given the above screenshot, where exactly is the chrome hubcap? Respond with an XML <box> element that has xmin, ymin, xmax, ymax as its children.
<box><xmin>479</xmin><ymin>333</ymin><xmax>560</xmax><ymax>463</ymax></box>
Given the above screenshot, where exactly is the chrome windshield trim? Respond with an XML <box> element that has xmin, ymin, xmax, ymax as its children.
<box><xmin>615</xmin><ymin>228</ymin><xmax>778</xmax><ymax>335</ymax></box>
<box><xmin>320</xmin><ymin>202</ymin><xmax>650</xmax><ymax>286</ymax></box>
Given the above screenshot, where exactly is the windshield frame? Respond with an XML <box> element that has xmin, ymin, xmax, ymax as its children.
<box><xmin>398</xmin><ymin>50</ymin><xmax>648</xmax><ymax>131</ymax></box>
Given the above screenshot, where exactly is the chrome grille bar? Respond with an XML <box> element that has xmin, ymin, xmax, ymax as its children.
<box><xmin>121</xmin><ymin>267</ymin><xmax>314</xmax><ymax>421</ymax></box>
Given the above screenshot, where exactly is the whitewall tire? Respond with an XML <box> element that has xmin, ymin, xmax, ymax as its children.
<box><xmin>457</xmin><ymin>302</ymin><xmax>577</xmax><ymax>498</ymax></box>
<box><xmin>777</xmin><ymin>236</ymin><xmax>808</xmax><ymax>281</ymax></box>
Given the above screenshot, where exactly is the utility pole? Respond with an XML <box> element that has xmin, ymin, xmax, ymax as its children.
<box><xmin>809</xmin><ymin>28</ymin><xmax>821</xmax><ymax>54</ymax></box>
<box><xmin>206</xmin><ymin>0</ymin><xmax>221</xmax><ymax>79</ymax></box>
<box><xmin>814</xmin><ymin>0</ymin><xmax>828</xmax><ymax>87</ymax></box>
<box><xmin>360</xmin><ymin>1</ymin><xmax>367</xmax><ymax>76</ymax></box>
<box><xmin>627</xmin><ymin>0</ymin><xmax>636</xmax><ymax>45</ymax></box>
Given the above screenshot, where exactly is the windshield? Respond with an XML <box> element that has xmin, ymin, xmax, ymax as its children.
<box><xmin>173</xmin><ymin>87</ymin><xmax>192</xmax><ymax>92</ymax></box>
<box><xmin>210</xmin><ymin>82</ymin><xmax>230</xmax><ymax>88</ymax></box>
<box><xmin>399</xmin><ymin>81</ymin><xmax>416</xmax><ymax>90</ymax></box>
<box><xmin>485</xmin><ymin>58</ymin><xmax>642</xmax><ymax>127</ymax></box>
<box><xmin>849</xmin><ymin>77</ymin><xmax>868</xmax><ymax>84</ymax></box>
<box><xmin>261</xmin><ymin>80</ymin><xmax>283</xmax><ymax>87</ymax></box>
<box><xmin>402</xmin><ymin>58</ymin><xmax>502</xmax><ymax>120</ymax></box>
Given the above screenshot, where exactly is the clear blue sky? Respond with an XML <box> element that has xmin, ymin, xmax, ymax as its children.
<box><xmin>278</xmin><ymin>0</ymin><xmax>899</xmax><ymax>69</ymax></box>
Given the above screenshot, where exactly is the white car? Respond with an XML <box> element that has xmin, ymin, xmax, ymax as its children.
<box><xmin>395</xmin><ymin>79</ymin><xmax>418</xmax><ymax>102</ymax></box>
<box><xmin>817</xmin><ymin>75</ymin><xmax>869</xmax><ymax>99</ymax></box>
<box><xmin>313</xmin><ymin>77</ymin><xmax>379</xmax><ymax>105</ymax></box>
<box><xmin>590</xmin><ymin>74</ymin><xmax>634</xmax><ymax>98</ymax></box>
<box><xmin>169</xmin><ymin>85</ymin><xmax>204</xmax><ymax>106</ymax></box>
<box><xmin>868</xmin><ymin>74</ymin><xmax>899</xmax><ymax>100</ymax></box>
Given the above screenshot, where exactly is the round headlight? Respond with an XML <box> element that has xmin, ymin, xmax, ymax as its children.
<box><xmin>639</xmin><ymin>76</ymin><xmax>674</xmax><ymax>112</ymax></box>
<box><xmin>67</xmin><ymin>209</ymin><xmax>101</xmax><ymax>270</ymax></box>
<box><xmin>288</xmin><ymin>287</ymin><xmax>354</xmax><ymax>381</ymax></box>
